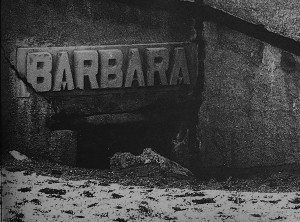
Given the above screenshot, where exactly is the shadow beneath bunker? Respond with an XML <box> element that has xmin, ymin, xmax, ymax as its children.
<box><xmin>76</xmin><ymin>121</ymin><xmax>178</xmax><ymax>169</ymax></box>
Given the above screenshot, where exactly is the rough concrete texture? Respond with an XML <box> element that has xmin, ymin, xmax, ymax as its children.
<box><xmin>1</xmin><ymin>0</ymin><xmax>197</xmax><ymax>163</ymax></box>
<box><xmin>1</xmin><ymin>0</ymin><xmax>193</xmax><ymax>49</ymax></box>
<box><xmin>49</xmin><ymin>130</ymin><xmax>77</xmax><ymax>165</ymax></box>
<box><xmin>203</xmin><ymin>0</ymin><xmax>300</xmax><ymax>41</ymax></box>
<box><xmin>198</xmin><ymin>22</ymin><xmax>300</xmax><ymax>168</ymax></box>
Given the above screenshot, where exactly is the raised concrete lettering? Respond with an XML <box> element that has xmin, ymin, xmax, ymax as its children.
<box><xmin>99</xmin><ymin>49</ymin><xmax>123</xmax><ymax>88</ymax></box>
<box><xmin>146</xmin><ymin>48</ymin><xmax>169</xmax><ymax>86</ymax></box>
<box><xmin>74</xmin><ymin>50</ymin><xmax>99</xmax><ymax>89</ymax></box>
<box><xmin>53</xmin><ymin>52</ymin><xmax>74</xmax><ymax>91</ymax></box>
<box><xmin>26</xmin><ymin>52</ymin><xmax>52</xmax><ymax>92</ymax></box>
<box><xmin>16</xmin><ymin>43</ymin><xmax>197</xmax><ymax>95</ymax></box>
<box><xmin>125</xmin><ymin>48</ymin><xmax>145</xmax><ymax>88</ymax></box>
<box><xmin>170</xmin><ymin>47</ymin><xmax>190</xmax><ymax>85</ymax></box>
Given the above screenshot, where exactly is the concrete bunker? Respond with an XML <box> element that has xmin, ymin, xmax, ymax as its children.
<box><xmin>1</xmin><ymin>0</ymin><xmax>299</xmax><ymax>172</ymax></box>
<box><xmin>1</xmin><ymin>0</ymin><xmax>202</xmax><ymax>170</ymax></box>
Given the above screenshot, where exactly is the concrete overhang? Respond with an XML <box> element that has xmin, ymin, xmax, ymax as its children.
<box><xmin>201</xmin><ymin>0</ymin><xmax>300</xmax><ymax>42</ymax></box>
<box><xmin>182</xmin><ymin>0</ymin><xmax>299</xmax><ymax>42</ymax></box>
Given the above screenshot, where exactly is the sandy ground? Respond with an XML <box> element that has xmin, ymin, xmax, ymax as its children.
<box><xmin>2</xmin><ymin>168</ymin><xmax>300</xmax><ymax>222</ymax></box>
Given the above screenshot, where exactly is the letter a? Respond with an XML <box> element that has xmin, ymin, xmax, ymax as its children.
<box><xmin>53</xmin><ymin>52</ymin><xmax>74</xmax><ymax>91</ymax></box>
<box><xmin>125</xmin><ymin>48</ymin><xmax>145</xmax><ymax>87</ymax></box>
<box><xmin>146</xmin><ymin>48</ymin><xmax>169</xmax><ymax>86</ymax></box>
<box><xmin>170</xmin><ymin>47</ymin><xmax>190</xmax><ymax>85</ymax></box>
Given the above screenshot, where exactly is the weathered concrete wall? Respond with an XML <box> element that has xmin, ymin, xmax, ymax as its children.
<box><xmin>198</xmin><ymin>22</ymin><xmax>300</xmax><ymax>168</ymax></box>
<box><xmin>1</xmin><ymin>0</ymin><xmax>198</xmax><ymax>165</ymax></box>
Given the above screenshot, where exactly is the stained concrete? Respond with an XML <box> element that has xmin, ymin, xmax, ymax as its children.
<box><xmin>198</xmin><ymin>22</ymin><xmax>300</xmax><ymax>168</ymax></box>
<box><xmin>203</xmin><ymin>0</ymin><xmax>300</xmax><ymax>42</ymax></box>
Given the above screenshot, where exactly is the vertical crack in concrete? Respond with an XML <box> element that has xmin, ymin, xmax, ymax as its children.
<box><xmin>1</xmin><ymin>44</ymin><xmax>52</xmax><ymax>104</ymax></box>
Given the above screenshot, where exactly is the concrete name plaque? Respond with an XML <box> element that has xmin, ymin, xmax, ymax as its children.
<box><xmin>16</xmin><ymin>42</ymin><xmax>198</xmax><ymax>97</ymax></box>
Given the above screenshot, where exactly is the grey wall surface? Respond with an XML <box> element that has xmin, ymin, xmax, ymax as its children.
<box><xmin>198</xmin><ymin>22</ymin><xmax>300</xmax><ymax>168</ymax></box>
<box><xmin>203</xmin><ymin>0</ymin><xmax>300</xmax><ymax>42</ymax></box>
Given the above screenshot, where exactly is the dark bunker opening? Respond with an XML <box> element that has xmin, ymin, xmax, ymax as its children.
<box><xmin>76</xmin><ymin>120</ymin><xmax>180</xmax><ymax>169</ymax></box>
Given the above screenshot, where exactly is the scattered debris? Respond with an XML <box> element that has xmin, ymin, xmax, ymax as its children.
<box><xmin>174</xmin><ymin>192</ymin><xmax>205</xmax><ymax>197</ymax></box>
<box><xmin>147</xmin><ymin>196</ymin><xmax>158</xmax><ymax>201</ymax></box>
<box><xmin>251</xmin><ymin>214</ymin><xmax>261</xmax><ymax>217</ymax></box>
<box><xmin>172</xmin><ymin>206</ymin><xmax>187</xmax><ymax>211</ymax></box>
<box><xmin>15</xmin><ymin>199</ymin><xmax>28</xmax><ymax>206</ymax></box>
<box><xmin>75</xmin><ymin>215</ymin><xmax>85</xmax><ymax>218</ymax></box>
<box><xmin>139</xmin><ymin>204</ymin><xmax>152</xmax><ymax>214</ymax></box>
<box><xmin>87</xmin><ymin>203</ymin><xmax>98</xmax><ymax>208</ymax></box>
<box><xmin>110</xmin><ymin>152</ymin><xmax>143</xmax><ymax>170</ymax></box>
<box><xmin>112</xmin><ymin>193</ymin><xmax>124</xmax><ymax>199</ymax></box>
<box><xmin>164</xmin><ymin>215</ymin><xmax>177</xmax><ymax>220</ymax></box>
<box><xmin>228</xmin><ymin>196</ymin><xmax>246</xmax><ymax>204</ymax></box>
<box><xmin>260</xmin><ymin>199</ymin><xmax>281</xmax><ymax>204</ymax></box>
<box><xmin>51</xmin><ymin>169</ymin><xmax>63</xmax><ymax>176</ymax></box>
<box><xmin>99</xmin><ymin>181</ymin><xmax>110</xmax><ymax>186</ymax></box>
<box><xmin>270</xmin><ymin>216</ymin><xmax>287</xmax><ymax>220</ymax></box>
<box><xmin>10</xmin><ymin>212</ymin><xmax>25</xmax><ymax>222</ymax></box>
<box><xmin>82</xmin><ymin>191</ymin><xmax>94</xmax><ymax>197</ymax></box>
<box><xmin>62</xmin><ymin>210</ymin><xmax>74</xmax><ymax>215</ymax></box>
<box><xmin>39</xmin><ymin>188</ymin><xmax>66</xmax><ymax>195</ymax></box>
<box><xmin>110</xmin><ymin>148</ymin><xmax>193</xmax><ymax>177</ymax></box>
<box><xmin>113</xmin><ymin>218</ymin><xmax>127</xmax><ymax>222</ymax></box>
<box><xmin>46</xmin><ymin>179</ymin><xmax>60</xmax><ymax>184</ymax></box>
<box><xmin>192</xmin><ymin>198</ymin><xmax>216</xmax><ymax>204</ymax></box>
<box><xmin>289</xmin><ymin>197</ymin><xmax>300</xmax><ymax>204</ymax></box>
<box><xmin>47</xmin><ymin>194</ymin><xmax>64</xmax><ymax>199</ymax></box>
<box><xmin>18</xmin><ymin>187</ymin><xmax>31</xmax><ymax>192</ymax></box>
<box><xmin>30</xmin><ymin>199</ymin><xmax>41</xmax><ymax>205</ymax></box>
<box><xmin>9</xmin><ymin>150</ymin><xmax>30</xmax><ymax>161</ymax></box>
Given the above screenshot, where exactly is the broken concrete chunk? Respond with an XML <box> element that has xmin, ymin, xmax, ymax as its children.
<box><xmin>110</xmin><ymin>152</ymin><xmax>143</xmax><ymax>170</ymax></box>
<box><xmin>9</xmin><ymin>150</ymin><xmax>30</xmax><ymax>161</ymax></box>
<box><xmin>110</xmin><ymin>148</ymin><xmax>193</xmax><ymax>177</ymax></box>
<box><xmin>140</xmin><ymin>148</ymin><xmax>193</xmax><ymax>177</ymax></box>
